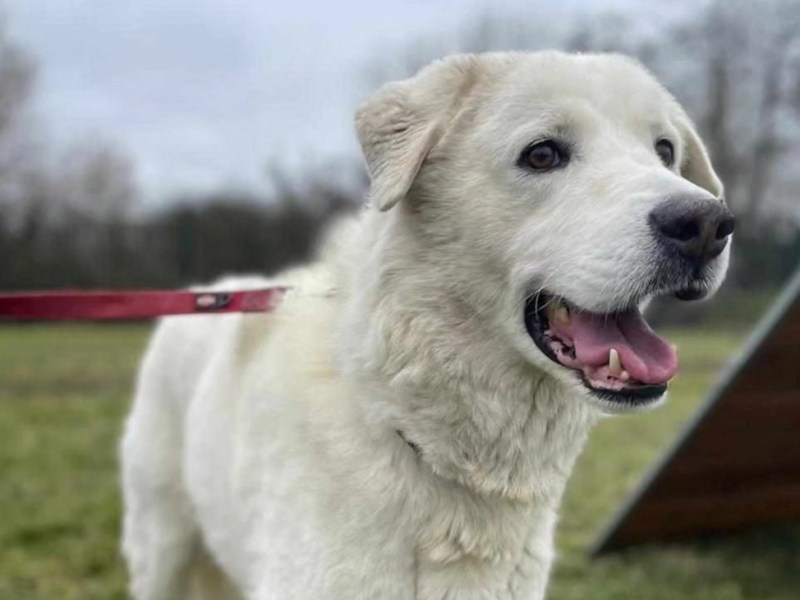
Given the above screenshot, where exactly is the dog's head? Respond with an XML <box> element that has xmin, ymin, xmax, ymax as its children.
<box><xmin>356</xmin><ymin>52</ymin><xmax>733</xmax><ymax>413</ymax></box>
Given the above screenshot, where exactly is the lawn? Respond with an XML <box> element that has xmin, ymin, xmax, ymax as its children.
<box><xmin>0</xmin><ymin>323</ymin><xmax>798</xmax><ymax>599</ymax></box>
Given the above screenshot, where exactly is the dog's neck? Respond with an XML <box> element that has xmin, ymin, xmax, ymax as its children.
<box><xmin>337</xmin><ymin>210</ymin><xmax>598</xmax><ymax>505</ymax></box>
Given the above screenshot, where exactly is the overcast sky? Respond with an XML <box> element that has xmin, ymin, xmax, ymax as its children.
<box><xmin>7</xmin><ymin>0</ymin><xmax>657</xmax><ymax>203</ymax></box>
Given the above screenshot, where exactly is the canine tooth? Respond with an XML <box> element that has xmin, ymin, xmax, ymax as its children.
<box><xmin>608</xmin><ymin>348</ymin><xmax>622</xmax><ymax>376</ymax></box>
<box><xmin>554</xmin><ymin>306</ymin><xmax>570</xmax><ymax>324</ymax></box>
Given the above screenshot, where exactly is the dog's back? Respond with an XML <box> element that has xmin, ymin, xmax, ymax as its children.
<box><xmin>120</xmin><ymin>270</ymin><xmax>339</xmax><ymax>599</ymax></box>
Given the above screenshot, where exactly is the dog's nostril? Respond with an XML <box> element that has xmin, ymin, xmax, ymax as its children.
<box><xmin>660</xmin><ymin>217</ymin><xmax>701</xmax><ymax>243</ymax></box>
<box><xmin>715</xmin><ymin>217</ymin><xmax>735</xmax><ymax>240</ymax></box>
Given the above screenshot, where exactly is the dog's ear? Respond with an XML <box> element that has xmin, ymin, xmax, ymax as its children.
<box><xmin>677</xmin><ymin>115</ymin><xmax>724</xmax><ymax>198</ymax></box>
<box><xmin>355</xmin><ymin>55</ymin><xmax>480</xmax><ymax>211</ymax></box>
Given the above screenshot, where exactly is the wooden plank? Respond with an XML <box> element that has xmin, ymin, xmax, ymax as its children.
<box><xmin>606</xmin><ymin>484</ymin><xmax>800</xmax><ymax>545</ymax></box>
<box><xmin>591</xmin><ymin>266</ymin><xmax>800</xmax><ymax>555</ymax></box>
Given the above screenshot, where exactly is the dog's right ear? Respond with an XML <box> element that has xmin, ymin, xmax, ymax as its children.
<box><xmin>355</xmin><ymin>55</ymin><xmax>480</xmax><ymax>211</ymax></box>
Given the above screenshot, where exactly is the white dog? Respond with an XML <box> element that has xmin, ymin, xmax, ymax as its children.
<box><xmin>121</xmin><ymin>51</ymin><xmax>733</xmax><ymax>600</ymax></box>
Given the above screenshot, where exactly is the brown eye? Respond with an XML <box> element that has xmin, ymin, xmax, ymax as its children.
<box><xmin>656</xmin><ymin>139</ymin><xmax>674</xmax><ymax>167</ymax></box>
<box><xmin>522</xmin><ymin>140</ymin><xmax>566</xmax><ymax>171</ymax></box>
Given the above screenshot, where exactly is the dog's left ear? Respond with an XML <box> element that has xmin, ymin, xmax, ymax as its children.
<box><xmin>677</xmin><ymin>115</ymin><xmax>724</xmax><ymax>198</ymax></box>
<box><xmin>355</xmin><ymin>55</ymin><xmax>480</xmax><ymax>211</ymax></box>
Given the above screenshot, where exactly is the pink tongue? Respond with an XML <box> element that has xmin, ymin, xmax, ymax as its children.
<box><xmin>551</xmin><ymin>309</ymin><xmax>678</xmax><ymax>384</ymax></box>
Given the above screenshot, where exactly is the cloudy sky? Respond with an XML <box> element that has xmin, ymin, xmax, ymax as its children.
<box><xmin>7</xmin><ymin>0</ymin><xmax>656</xmax><ymax>203</ymax></box>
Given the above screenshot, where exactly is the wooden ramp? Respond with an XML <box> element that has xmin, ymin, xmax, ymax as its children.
<box><xmin>592</xmin><ymin>267</ymin><xmax>800</xmax><ymax>555</ymax></box>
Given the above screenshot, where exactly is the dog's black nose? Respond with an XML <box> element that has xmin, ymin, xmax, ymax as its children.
<box><xmin>649</xmin><ymin>196</ymin><xmax>735</xmax><ymax>264</ymax></box>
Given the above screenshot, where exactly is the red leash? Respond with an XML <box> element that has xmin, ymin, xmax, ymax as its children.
<box><xmin>0</xmin><ymin>288</ymin><xmax>288</xmax><ymax>321</ymax></box>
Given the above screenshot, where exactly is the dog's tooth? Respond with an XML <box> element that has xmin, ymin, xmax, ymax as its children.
<box><xmin>608</xmin><ymin>348</ymin><xmax>622</xmax><ymax>376</ymax></box>
<box><xmin>554</xmin><ymin>306</ymin><xmax>570</xmax><ymax>324</ymax></box>
<box><xmin>620</xmin><ymin>370</ymin><xmax>630</xmax><ymax>382</ymax></box>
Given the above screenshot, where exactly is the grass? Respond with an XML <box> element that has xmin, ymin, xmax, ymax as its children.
<box><xmin>0</xmin><ymin>325</ymin><xmax>149</xmax><ymax>600</ymax></box>
<box><xmin>0</xmin><ymin>323</ymin><xmax>798</xmax><ymax>599</ymax></box>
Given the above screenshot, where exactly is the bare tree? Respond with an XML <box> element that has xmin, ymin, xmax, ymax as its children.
<box><xmin>57</xmin><ymin>138</ymin><xmax>138</xmax><ymax>222</ymax></box>
<box><xmin>662</xmin><ymin>0</ymin><xmax>800</xmax><ymax>231</ymax></box>
<box><xmin>0</xmin><ymin>13</ymin><xmax>41</xmax><ymax>221</ymax></box>
<box><xmin>742</xmin><ymin>0</ymin><xmax>800</xmax><ymax>226</ymax></box>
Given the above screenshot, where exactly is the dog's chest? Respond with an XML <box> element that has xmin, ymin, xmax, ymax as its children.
<box><xmin>409</xmin><ymin>491</ymin><xmax>556</xmax><ymax>600</ymax></box>
<box><xmin>415</xmin><ymin>552</ymin><xmax>547</xmax><ymax>600</ymax></box>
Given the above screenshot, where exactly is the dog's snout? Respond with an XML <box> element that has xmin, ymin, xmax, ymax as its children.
<box><xmin>649</xmin><ymin>196</ymin><xmax>735</xmax><ymax>264</ymax></box>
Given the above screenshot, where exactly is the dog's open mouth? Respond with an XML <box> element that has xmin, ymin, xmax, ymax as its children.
<box><xmin>524</xmin><ymin>293</ymin><xmax>677</xmax><ymax>407</ymax></box>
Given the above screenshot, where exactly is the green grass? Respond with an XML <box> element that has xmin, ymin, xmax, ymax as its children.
<box><xmin>0</xmin><ymin>325</ymin><xmax>151</xmax><ymax>600</ymax></box>
<box><xmin>0</xmin><ymin>324</ymin><xmax>798</xmax><ymax>599</ymax></box>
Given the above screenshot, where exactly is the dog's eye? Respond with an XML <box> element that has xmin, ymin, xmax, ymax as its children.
<box><xmin>655</xmin><ymin>139</ymin><xmax>674</xmax><ymax>167</ymax></box>
<box><xmin>521</xmin><ymin>140</ymin><xmax>566</xmax><ymax>172</ymax></box>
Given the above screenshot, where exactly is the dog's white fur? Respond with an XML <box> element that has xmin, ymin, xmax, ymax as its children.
<box><xmin>121</xmin><ymin>51</ymin><xmax>727</xmax><ymax>600</ymax></box>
